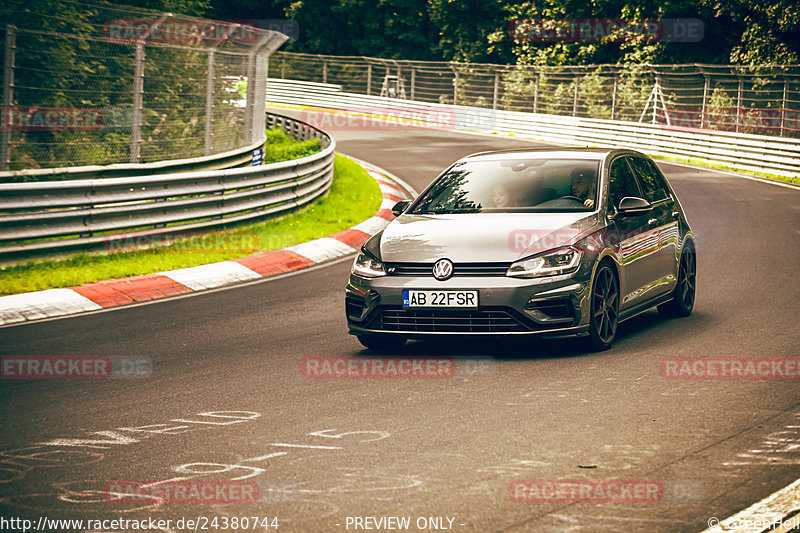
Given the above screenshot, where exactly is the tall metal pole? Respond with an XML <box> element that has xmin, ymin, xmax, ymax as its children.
<box><xmin>452</xmin><ymin>68</ymin><xmax>459</xmax><ymax>105</ymax></box>
<box><xmin>573</xmin><ymin>77</ymin><xmax>580</xmax><ymax>117</ymax></box>
<box><xmin>700</xmin><ymin>76</ymin><xmax>709</xmax><ymax>129</ymax></box>
<box><xmin>130</xmin><ymin>42</ymin><xmax>145</xmax><ymax>163</ymax></box>
<box><xmin>492</xmin><ymin>71</ymin><xmax>499</xmax><ymax>110</ymax></box>
<box><xmin>1</xmin><ymin>25</ymin><xmax>16</xmax><ymax>171</ymax></box>
<box><xmin>128</xmin><ymin>14</ymin><xmax>168</xmax><ymax>164</ymax></box>
<box><xmin>780</xmin><ymin>80</ymin><xmax>787</xmax><ymax>137</ymax></box>
<box><xmin>611</xmin><ymin>76</ymin><xmax>618</xmax><ymax>120</ymax></box>
<box><xmin>204</xmin><ymin>47</ymin><xmax>216</xmax><ymax>156</ymax></box>
<box><xmin>736</xmin><ymin>79</ymin><xmax>742</xmax><ymax>133</ymax></box>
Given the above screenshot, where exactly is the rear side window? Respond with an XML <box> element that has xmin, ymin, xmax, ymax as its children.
<box><xmin>608</xmin><ymin>157</ymin><xmax>641</xmax><ymax>210</ymax></box>
<box><xmin>629</xmin><ymin>157</ymin><xmax>670</xmax><ymax>203</ymax></box>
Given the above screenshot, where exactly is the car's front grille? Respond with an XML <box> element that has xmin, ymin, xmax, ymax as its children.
<box><xmin>386</xmin><ymin>262</ymin><xmax>510</xmax><ymax>277</ymax></box>
<box><xmin>367</xmin><ymin>307</ymin><xmax>529</xmax><ymax>333</ymax></box>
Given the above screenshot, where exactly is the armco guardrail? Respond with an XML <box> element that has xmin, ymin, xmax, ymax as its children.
<box><xmin>0</xmin><ymin>112</ymin><xmax>334</xmax><ymax>255</ymax></box>
<box><xmin>266</xmin><ymin>78</ymin><xmax>800</xmax><ymax>178</ymax></box>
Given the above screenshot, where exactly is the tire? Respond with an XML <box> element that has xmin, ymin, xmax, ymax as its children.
<box><xmin>585</xmin><ymin>263</ymin><xmax>620</xmax><ymax>351</ymax></box>
<box><xmin>658</xmin><ymin>245</ymin><xmax>696</xmax><ymax>318</ymax></box>
<box><xmin>357</xmin><ymin>334</ymin><xmax>407</xmax><ymax>350</ymax></box>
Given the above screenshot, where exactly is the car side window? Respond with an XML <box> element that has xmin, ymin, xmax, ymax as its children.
<box><xmin>629</xmin><ymin>157</ymin><xmax>669</xmax><ymax>203</ymax></box>
<box><xmin>608</xmin><ymin>157</ymin><xmax>641</xmax><ymax>211</ymax></box>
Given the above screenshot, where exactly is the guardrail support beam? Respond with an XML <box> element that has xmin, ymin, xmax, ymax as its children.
<box><xmin>130</xmin><ymin>42</ymin><xmax>145</xmax><ymax>164</ymax></box>
<box><xmin>204</xmin><ymin>47</ymin><xmax>216</xmax><ymax>156</ymax></box>
<box><xmin>1</xmin><ymin>25</ymin><xmax>15</xmax><ymax>171</ymax></box>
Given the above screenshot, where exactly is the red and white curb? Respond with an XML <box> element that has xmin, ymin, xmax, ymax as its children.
<box><xmin>0</xmin><ymin>158</ymin><xmax>414</xmax><ymax>326</ymax></box>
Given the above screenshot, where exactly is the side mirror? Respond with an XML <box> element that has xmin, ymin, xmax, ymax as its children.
<box><xmin>392</xmin><ymin>200</ymin><xmax>411</xmax><ymax>217</ymax></box>
<box><xmin>617</xmin><ymin>196</ymin><xmax>652</xmax><ymax>217</ymax></box>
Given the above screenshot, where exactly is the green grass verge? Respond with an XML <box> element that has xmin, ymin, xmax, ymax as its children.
<box><xmin>650</xmin><ymin>154</ymin><xmax>800</xmax><ymax>185</ymax></box>
<box><xmin>0</xmin><ymin>153</ymin><xmax>381</xmax><ymax>295</ymax></box>
<box><xmin>264</xmin><ymin>128</ymin><xmax>321</xmax><ymax>163</ymax></box>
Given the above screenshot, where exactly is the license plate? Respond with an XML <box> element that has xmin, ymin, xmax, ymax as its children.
<box><xmin>402</xmin><ymin>290</ymin><xmax>478</xmax><ymax>308</ymax></box>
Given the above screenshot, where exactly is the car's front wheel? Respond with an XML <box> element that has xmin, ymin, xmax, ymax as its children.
<box><xmin>357</xmin><ymin>334</ymin><xmax>407</xmax><ymax>350</ymax></box>
<box><xmin>658</xmin><ymin>244</ymin><xmax>696</xmax><ymax>318</ymax></box>
<box><xmin>586</xmin><ymin>263</ymin><xmax>619</xmax><ymax>351</ymax></box>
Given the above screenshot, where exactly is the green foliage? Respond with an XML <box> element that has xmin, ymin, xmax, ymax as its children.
<box><xmin>500</xmin><ymin>67</ymin><xmax>537</xmax><ymax>112</ymax></box>
<box><xmin>580</xmin><ymin>70</ymin><xmax>612</xmax><ymax>119</ymax></box>
<box><xmin>707</xmin><ymin>87</ymin><xmax>736</xmax><ymax>130</ymax></box>
<box><xmin>277</xmin><ymin>0</ymin><xmax>796</xmax><ymax>66</ymax></box>
<box><xmin>264</xmin><ymin>128</ymin><xmax>321</xmax><ymax>163</ymax></box>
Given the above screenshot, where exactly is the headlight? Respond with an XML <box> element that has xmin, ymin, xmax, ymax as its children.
<box><xmin>352</xmin><ymin>252</ymin><xmax>386</xmax><ymax>278</ymax></box>
<box><xmin>507</xmin><ymin>247</ymin><xmax>582</xmax><ymax>278</ymax></box>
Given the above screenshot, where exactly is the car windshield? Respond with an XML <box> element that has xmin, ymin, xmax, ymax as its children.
<box><xmin>409</xmin><ymin>158</ymin><xmax>601</xmax><ymax>214</ymax></box>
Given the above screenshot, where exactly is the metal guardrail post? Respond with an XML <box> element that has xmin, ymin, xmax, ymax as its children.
<box><xmin>130</xmin><ymin>42</ymin><xmax>145</xmax><ymax>163</ymax></box>
<box><xmin>1</xmin><ymin>25</ymin><xmax>15</xmax><ymax>171</ymax></box>
<box><xmin>700</xmin><ymin>75</ymin><xmax>709</xmax><ymax>129</ymax></box>
<box><xmin>572</xmin><ymin>77</ymin><xmax>579</xmax><ymax>117</ymax></box>
<box><xmin>611</xmin><ymin>76</ymin><xmax>618</xmax><ymax>120</ymax></box>
<box><xmin>781</xmin><ymin>81</ymin><xmax>787</xmax><ymax>137</ymax></box>
<box><xmin>452</xmin><ymin>67</ymin><xmax>459</xmax><ymax>106</ymax></box>
<box><xmin>244</xmin><ymin>49</ymin><xmax>256</xmax><ymax>145</ymax></box>
<box><xmin>736</xmin><ymin>79</ymin><xmax>743</xmax><ymax>133</ymax></box>
<box><xmin>366</xmin><ymin>64</ymin><xmax>372</xmax><ymax>95</ymax></box>
<box><xmin>205</xmin><ymin>47</ymin><xmax>216</xmax><ymax>156</ymax></box>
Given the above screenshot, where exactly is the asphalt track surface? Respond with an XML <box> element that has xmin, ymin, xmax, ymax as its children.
<box><xmin>1</xmin><ymin>117</ymin><xmax>799</xmax><ymax>533</ymax></box>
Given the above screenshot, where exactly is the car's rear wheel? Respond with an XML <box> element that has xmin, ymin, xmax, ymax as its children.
<box><xmin>586</xmin><ymin>263</ymin><xmax>619</xmax><ymax>351</ymax></box>
<box><xmin>658</xmin><ymin>244</ymin><xmax>696</xmax><ymax>318</ymax></box>
<box><xmin>357</xmin><ymin>334</ymin><xmax>407</xmax><ymax>350</ymax></box>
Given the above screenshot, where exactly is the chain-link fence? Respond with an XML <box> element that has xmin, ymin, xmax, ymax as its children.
<box><xmin>270</xmin><ymin>51</ymin><xmax>800</xmax><ymax>138</ymax></box>
<box><xmin>0</xmin><ymin>0</ymin><xmax>287</xmax><ymax>171</ymax></box>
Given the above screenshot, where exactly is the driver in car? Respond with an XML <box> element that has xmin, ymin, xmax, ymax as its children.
<box><xmin>570</xmin><ymin>168</ymin><xmax>596</xmax><ymax>208</ymax></box>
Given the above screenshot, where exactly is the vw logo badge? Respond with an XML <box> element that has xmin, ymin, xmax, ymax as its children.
<box><xmin>432</xmin><ymin>258</ymin><xmax>454</xmax><ymax>281</ymax></box>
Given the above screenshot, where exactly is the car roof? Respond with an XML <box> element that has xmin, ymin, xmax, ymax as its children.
<box><xmin>460</xmin><ymin>147</ymin><xmax>644</xmax><ymax>162</ymax></box>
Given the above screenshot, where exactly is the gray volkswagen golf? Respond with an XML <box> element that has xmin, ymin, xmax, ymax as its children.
<box><xmin>345</xmin><ymin>148</ymin><xmax>696</xmax><ymax>351</ymax></box>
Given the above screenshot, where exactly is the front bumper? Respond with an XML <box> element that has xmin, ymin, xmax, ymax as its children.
<box><xmin>345</xmin><ymin>271</ymin><xmax>592</xmax><ymax>339</ymax></box>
